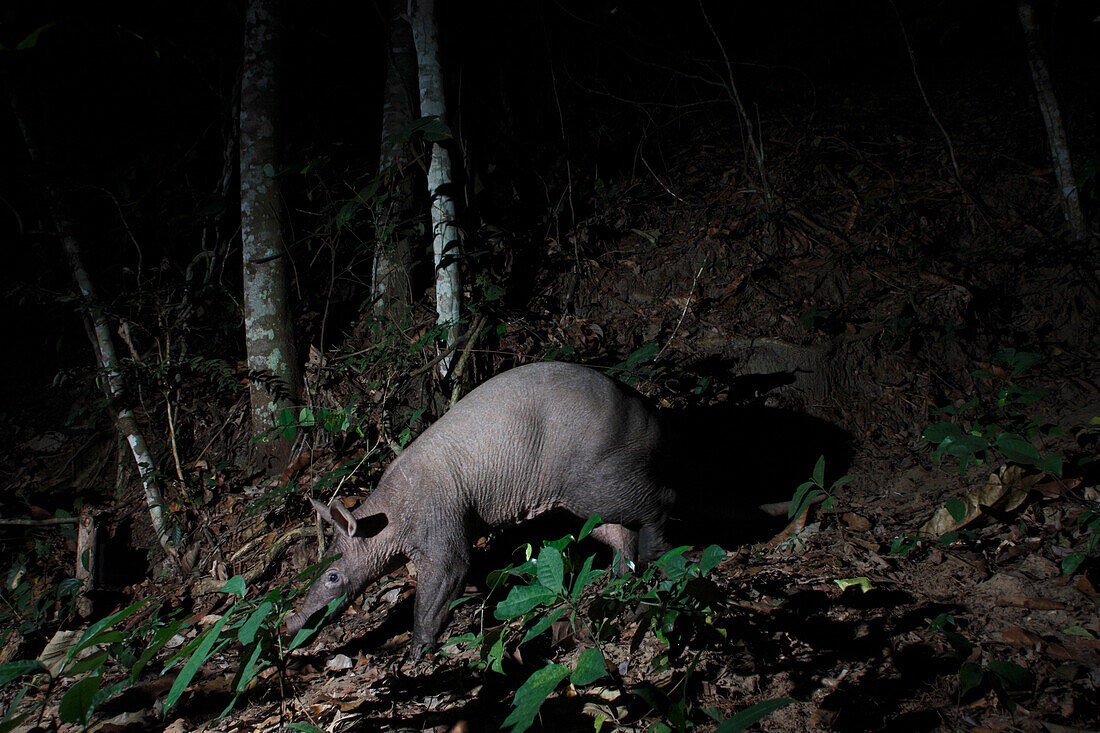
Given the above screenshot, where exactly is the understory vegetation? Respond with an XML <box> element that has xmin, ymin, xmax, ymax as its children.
<box><xmin>1</xmin><ymin>1</ymin><xmax>1098</xmax><ymax>731</ymax></box>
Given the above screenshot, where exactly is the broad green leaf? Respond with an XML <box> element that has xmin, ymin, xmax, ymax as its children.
<box><xmin>940</xmin><ymin>433</ymin><xmax>989</xmax><ymax>456</ymax></box>
<box><xmin>987</xmin><ymin>660</ymin><xmax>1032</xmax><ymax>690</ymax></box>
<box><xmin>545</xmin><ymin>535</ymin><xmax>573</xmax><ymax>552</ymax></box>
<box><xmin>618</xmin><ymin>342</ymin><xmax>659</xmax><ymax>372</ymax></box>
<box><xmin>287</xmin><ymin>595</ymin><xmax>345</xmax><ymax>652</ymax></box>
<box><xmin>520</xmin><ymin>607</ymin><xmax>567</xmax><ymax>645</ymax></box>
<box><xmin>277</xmin><ymin>408</ymin><xmax>296</xmax><ymax>440</ymax></box>
<box><xmin>1063</xmin><ymin>625</ymin><xmax>1096</xmax><ymax>639</ymax></box>
<box><xmin>412</xmin><ymin>116</ymin><xmax>453</xmax><ymax>142</ymax></box>
<box><xmin>0</xmin><ymin>659</ymin><xmax>44</xmax><ymax>687</ymax></box>
<box><xmin>789</xmin><ymin>485</ymin><xmax>823</xmax><ymax>519</ymax></box>
<box><xmin>232</xmin><ymin>641</ymin><xmax>267</xmax><ymax>693</ymax></box>
<box><xmin>15</xmin><ymin>23</ymin><xmax>55</xmax><ymax>51</ymax></box>
<box><xmin>578</xmin><ymin>514</ymin><xmax>602</xmax><ymax>541</ymax></box>
<box><xmin>299</xmin><ymin>408</ymin><xmax>316</xmax><ymax>428</ymax></box>
<box><xmin>238</xmin><ymin>601</ymin><xmax>273</xmax><ymax>645</ymax></box>
<box><xmin>812</xmin><ymin>455</ymin><xmax>825</xmax><ymax>486</ymax></box>
<box><xmin>494</xmin><ymin>586</ymin><xmax>557</xmax><ymax>620</ymax></box>
<box><xmin>834</xmin><ymin>577</ymin><xmax>874</xmax><ymax>593</ymax></box>
<box><xmin>946</xmin><ymin>498</ymin><xmax>967</xmax><ymax>522</ymax></box>
<box><xmin>995</xmin><ymin>434</ymin><xmax>1040</xmax><ymax>464</ymax></box>
<box><xmin>336</xmin><ymin>200</ymin><xmax>359</xmax><ymax>228</ymax></box>
<box><xmin>73</xmin><ymin>600</ymin><xmax>148</xmax><ymax>656</ymax></box>
<box><xmin>959</xmin><ymin>662</ymin><xmax>984</xmax><ymax>696</ymax></box>
<box><xmin>536</xmin><ymin>546</ymin><xmax>564</xmax><ymax>594</ymax></box>
<box><xmin>220</xmin><ymin>575</ymin><xmax>247</xmax><ymax>597</ymax></box>
<box><xmin>653</xmin><ymin>546</ymin><xmax>691</xmax><ymax>570</ymax></box>
<box><xmin>486</xmin><ymin>567</ymin><xmax>514</xmax><ymax>589</ymax></box>
<box><xmin>164</xmin><ymin>613</ymin><xmax>233</xmax><ymax>712</ymax></box>
<box><xmin>132</xmin><ymin>616</ymin><xmax>188</xmax><ymax>681</ymax></box>
<box><xmin>715</xmin><ymin>698</ymin><xmax>796</xmax><ymax>732</ymax></box>
<box><xmin>488</xmin><ymin>634</ymin><xmax>506</xmax><ymax>674</ymax></box>
<box><xmin>511</xmin><ymin>558</ymin><xmax>537</xmax><ymax>578</ymax></box>
<box><xmin>831</xmin><ymin>473</ymin><xmax>858</xmax><ymax>489</ymax></box>
<box><xmin>657</xmin><ymin>551</ymin><xmax>690</xmax><ymax>582</ymax></box>
<box><xmin>86</xmin><ymin>631</ymin><xmax>124</xmax><ymax>646</ymax></box>
<box><xmin>571</xmin><ymin>554</ymin><xmax>601</xmax><ymax>600</ymax></box>
<box><xmin>64</xmin><ymin>650</ymin><xmax>107</xmax><ymax>675</ymax></box>
<box><xmin>0</xmin><ymin>712</ymin><xmax>30</xmax><ymax>733</ymax></box>
<box><xmin>1013</xmin><ymin>387</ymin><xmax>1049</xmax><ymax>405</ymax></box>
<box><xmin>502</xmin><ymin>663</ymin><xmax>569</xmax><ymax>732</ymax></box>
<box><xmin>1037</xmin><ymin>453</ymin><xmax>1063</xmax><ymax>477</ymax></box>
<box><xmin>921</xmin><ymin>421</ymin><xmax>962</xmax><ymax>443</ymax></box>
<box><xmin>58</xmin><ymin>674</ymin><xmax>100</xmax><ymax>725</ymax></box>
<box><xmin>1004</xmin><ymin>349</ymin><xmax>1043</xmax><ymax>375</ymax></box>
<box><xmin>698</xmin><ymin>544</ymin><xmax>726</xmax><ymax>575</ymax></box>
<box><xmin>1062</xmin><ymin>553</ymin><xmax>1085</xmax><ymax>577</ymax></box>
<box><xmin>570</xmin><ymin>647</ymin><xmax>607</xmax><ymax>686</ymax></box>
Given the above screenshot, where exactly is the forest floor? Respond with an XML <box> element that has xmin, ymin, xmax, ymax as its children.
<box><xmin>2</xmin><ymin>85</ymin><xmax>1099</xmax><ymax>732</ymax></box>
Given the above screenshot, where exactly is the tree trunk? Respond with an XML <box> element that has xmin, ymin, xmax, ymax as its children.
<box><xmin>240</xmin><ymin>0</ymin><xmax>300</xmax><ymax>471</ymax></box>
<box><xmin>8</xmin><ymin>92</ymin><xmax>176</xmax><ymax>558</ymax></box>
<box><xmin>409</xmin><ymin>0</ymin><xmax>463</xmax><ymax>374</ymax></box>
<box><xmin>372</xmin><ymin>0</ymin><xmax>419</xmax><ymax>322</ymax></box>
<box><xmin>75</xmin><ymin>508</ymin><xmax>99</xmax><ymax>618</ymax></box>
<box><xmin>1017</xmin><ymin>0</ymin><xmax>1087</xmax><ymax>241</ymax></box>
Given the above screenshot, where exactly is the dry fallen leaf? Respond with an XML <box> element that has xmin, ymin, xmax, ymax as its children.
<box><xmin>998</xmin><ymin>626</ymin><xmax>1043</xmax><ymax>647</ymax></box>
<box><xmin>843</xmin><ymin>512</ymin><xmax>872</xmax><ymax>531</ymax></box>
<box><xmin>920</xmin><ymin>465</ymin><xmax>1040</xmax><ymax>536</ymax></box>
<box><xmin>37</xmin><ymin>630</ymin><xmax>82</xmax><ymax>677</ymax></box>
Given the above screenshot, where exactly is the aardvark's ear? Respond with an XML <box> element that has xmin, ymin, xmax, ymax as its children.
<box><xmin>311</xmin><ymin>499</ymin><xmax>387</xmax><ymax>539</ymax></box>
<box><xmin>310</xmin><ymin>497</ymin><xmax>334</xmax><ymax>525</ymax></box>
<box><xmin>328</xmin><ymin>500</ymin><xmax>357</xmax><ymax>538</ymax></box>
<box><xmin>353</xmin><ymin>511</ymin><xmax>388</xmax><ymax>538</ymax></box>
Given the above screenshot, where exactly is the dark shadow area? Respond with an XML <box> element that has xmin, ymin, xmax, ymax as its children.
<box><xmin>81</xmin><ymin>518</ymin><xmax>149</xmax><ymax>621</ymax></box>
<box><xmin>718</xmin><ymin>587</ymin><xmax>963</xmax><ymax>731</ymax></box>
<box><xmin>335</xmin><ymin>660</ymin><xmax>494</xmax><ymax>731</ymax></box>
<box><xmin>98</xmin><ymin>518</ymin><xmax>148</xmax><ymax>589</ymax></box>
<box><xmin>661</xmin><ymin>402</ymin><xmax>853</xmax><ymax>549</ymax></box>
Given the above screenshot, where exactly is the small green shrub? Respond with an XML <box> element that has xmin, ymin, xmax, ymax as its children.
<box><xmin>927</xmin><ymin>614</ymin><xmax>1033</xmax><ymax>711</ymax></box>
<box><xmin>0</xmin><ymin>564</ymin><xmax>337</xmax><ymax>730</ymax></box>
<box><xmin>921</xmin><ymin>348</ymin><xmax>1063</xmax><ymax>475</ymax></box>
<box><xmin>448</xmin><ymin>516</ymin><xmax>731</xmax><ymax>732</ymax></box>
<box><xmin>787</xmin><ymin>455</ymin><xmax>857</xmax><ymax>520</ymax></box>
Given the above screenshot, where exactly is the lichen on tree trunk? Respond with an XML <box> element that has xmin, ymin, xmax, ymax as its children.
<box><xmin>240</xmin><ymin>0</ymin><xmax>299</xmax><ymax>472</ymax></box>
<box><xmin>410</xmin><ymin>0</ymin><xmax>463</xmax><ymax>375</ymax></box>
<box><xmin>373</xmin><ymin>0</ymin><xmax>419</xmax><ymax>323</ymax></box>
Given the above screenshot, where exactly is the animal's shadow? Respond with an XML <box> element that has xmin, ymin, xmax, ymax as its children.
<box><xmin>661</xmin><ymin>404</ymin><xmax>852</xmax><ymax>549</ymax></box>
<box><xmin>469</xmin><ymin>403</ymin><xmax>851</xmax><ymax>576</ymax></box>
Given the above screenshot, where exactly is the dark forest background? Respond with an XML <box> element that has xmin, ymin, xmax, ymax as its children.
<box><xmin>0</xmin><ymin>0</ymin><xmax>1098</xmax><ymax>730</ymax></box>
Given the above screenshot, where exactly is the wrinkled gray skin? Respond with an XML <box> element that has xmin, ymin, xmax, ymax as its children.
<box><xmin>284</xmin><ymin>362</ymin><xmax>673</xmax><ymax>657</ymax></box>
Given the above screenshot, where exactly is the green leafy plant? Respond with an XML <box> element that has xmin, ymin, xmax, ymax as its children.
<box><xmin>958</xmin><ymin>658</ymin><xmax>1034</xmax><ymax>711</ymax></box>
<box><xmin>888</xmin><ymin>535</ymin><xmax>921</xmax><ymax>557</ymax></box>
<box><xmin>610</xmin><ymin>341</ymin><xmax>661</xmax><ymax>385</ymax></box>
<box><xmin>927</xmin><ymin>613</ymin><xmax>1033</xmax><ymax>711</ymax></box>
<box><xmin>0</xmin><ymin>599</ymin><xmax>165</xmax><ymax>730</ymax></box>
<box><xmin>449</xmin><ymin>517</ymin><xmax>728</xmax><ymax>732</ymax></box>
<box><xmin>788</xmin><ymin>456</ymin><xmax>857</xmax><ymax>520</ymax></box>
<box><xmin>160</xmin><ymin>565</ymin><xmax>341</xmax><ymax>716</ymax></box>
<box><xmin>1062</xmin><ymin>506</ymin><xmax>1099</xmax><ymax>577</ymax></box>
<box><xmin>799</xmin><ymin>304</ymin><xmax>832</xmax><ymax>332</ymax></box>
<box><xmin>0</xmin><ymin>556</ymin><xmax>81</xmax><ymax>638</ymax></box>
<box><xmin>0</xmin><ymin>565</ymin><xmax>337</xmax><ymax>730</ymax></box>
<box><xmin>276</xmin><ymin>402</ymin><xmax>363</xmax><ymax>443</ymax></box>
<box><xmin>921</xmin><ymin>349</ymin><xmax>1063</xmax><ymax>475</ymax></box>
